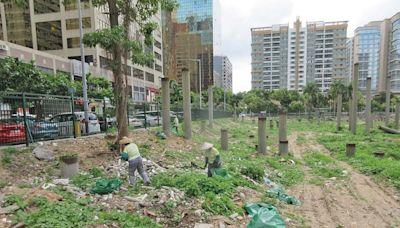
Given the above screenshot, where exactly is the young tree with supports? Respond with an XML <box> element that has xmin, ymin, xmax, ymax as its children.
<box><xmin>83</xmin><ymin>0</ymin><xmax>177</xmax><ymax>141</ymax></box>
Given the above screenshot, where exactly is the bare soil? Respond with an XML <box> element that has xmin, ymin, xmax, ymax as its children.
<box><xmin>286</xmin><ymin>132</ymin><xmax>400</xmax><ymax>228</ymax></box>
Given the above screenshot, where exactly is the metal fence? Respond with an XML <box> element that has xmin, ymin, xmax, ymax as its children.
<box><xmin>0</xmin><ymin>92</ymin><xmax>108</xmax><ymax>146</ymax></box>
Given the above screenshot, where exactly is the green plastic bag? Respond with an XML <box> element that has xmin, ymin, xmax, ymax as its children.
<box><xmin>211</xmin><ymin>168</ymin><xmax>232</xmax><ymax>179</ymax></box>
<box><xmin>90</xmin><ymin>178</ymin><xmax>122</xmax><ymax>195</ymax></box>
<box><xmin>120</xmin><ymin>152</ymin><xmax>129</xmax><ymax>161</ymax></box>
<box><xmin>266</xmin><ymin>187</ymin><xmax>300</xmax><ymax>205</ymax></box>
<box><xmin>156</xmin><ymin>132</ymin><xmax>167</xmax><ymax>140</ymax></box>
<box><xmin>244</xmin><ymin>203</ymin><xmax>285</xmax><ymax>228</ymax></box>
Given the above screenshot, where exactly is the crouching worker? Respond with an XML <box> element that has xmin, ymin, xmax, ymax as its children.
<box><xmin>201</xmin><ymin>142</ymin><xmax>221</xmax><ymax>177</ymax></box>
<box><xmin>119</xmin><ymin>137</ymin><xmax>150</xmax><ymax>186</ymax></box>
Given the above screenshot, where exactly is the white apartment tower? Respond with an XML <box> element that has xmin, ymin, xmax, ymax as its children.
<box><xmin>251</xmin><ymin>18</ymin><xmax>348</xmax><ymax>92</ymax></box>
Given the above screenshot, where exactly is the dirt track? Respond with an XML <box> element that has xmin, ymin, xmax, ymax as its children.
<box><xmin>287</xmin><ymin>132</ymin><xmax>400</xmax><ymax>228</ymax></box>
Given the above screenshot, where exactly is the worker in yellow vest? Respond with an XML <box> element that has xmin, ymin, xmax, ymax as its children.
<box><xmin>119</xmin><ymin>137</ymin><xmax>150</xmax><ymax>186</ymax></box>
<box><xmin>201</xmin><ymin>142</ymin><xmax>221</xmax><ymax>177</ymax></box>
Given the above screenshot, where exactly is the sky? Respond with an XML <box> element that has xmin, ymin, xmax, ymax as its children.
<box><xmin>218</xmin><ymin>0</ymin><xmax>400</xmax><ymax>93</ymax></box>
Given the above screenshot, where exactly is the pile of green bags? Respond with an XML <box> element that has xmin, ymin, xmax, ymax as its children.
<box><xmin>90</xmin><ymin>178</ymin><xmax>122</xmax><ymax>195</ymax></box>
<box><xmin>244</xmin><ymin>203</ymin><xmax>286</xmax><ymax>228</ymax></box>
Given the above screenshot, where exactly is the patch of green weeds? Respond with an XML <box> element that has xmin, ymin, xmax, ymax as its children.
<box><xmin>16</xmin><ymin>182</ymin><xmax>32</xmax><ymax>189</ymax></box>
<box><xmin>2</xmin><ymin>147</ymin><xmax>17</xmax><ymax>154</ymax></box>
<box><xmin>202</xmin><ymin>192</ymin><xmax>243</xmax><ymax>216</ymax></box>
<box><xmin>240</xmin><ymin>165</ymin><xmax>265</xmax><ymax>182</ymax></box>
<box><xmin>89</xmin><ymin>167</ymin><xmax>105</xmax><ymax>178</ymax></box>
<box><xmin>296</xmin><ymin>135</ymin><xmax>306</xmax><ymax>144</ymax></box>
<box><xmin>99</xmin><ymin>211</ymin><xmax>162</xmax><ymax>228</ymax></box>
<box><xmin>0</xmin><ymin>180</ymin><xmax>8</xmax><ymax>188</ymax></box>
<box><xmin>304</xmin><ymin>152</ymin><xmax>343</xmax><ymax>179</ymax></box>
<box><xmin>4</xmin><ymin>195</ymin><xmax>28</xmax><ymax>210</ymax></box>
<box><xmin>266</xmin><ymin>157</ymin><xmax>305</xmax><ymax>187</ymax></box>
<box><xmin>71</xmin><ymin>174</ymin><xmax>92</xmax><ymax>190</ymax></box>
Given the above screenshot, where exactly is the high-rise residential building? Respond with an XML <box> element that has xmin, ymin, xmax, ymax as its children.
<box><xmin>162</xmin><ymin>0</ymin><xmax>221</xmax><ymax>92</ymax></box>
<box><xmin>347</xmin><ymin>12</ymin><xmax>400</xmax><ymax>94</ymax></box>
<box><xmin>251</xmin><ymin>18</ymin><xmax>348</xmax><ymax>92</ymax></box>
<box><xmin>0</xmin><ymin>0</ymin><xmax>163</xmax><ymax>102</ymax></box>
<box><xmin>213</xmin><ymin>55</ymin><xmax>232</xmax><ymax>91</ymax></box>
<box><xmin>345</xmin><ymin>38</ymin><xmax>354</xmax><ymax>85</ymax></box>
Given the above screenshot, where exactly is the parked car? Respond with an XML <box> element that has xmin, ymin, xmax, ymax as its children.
<box><xmin>0</xmin><ymin>120</ymin><xmax>26</xmax><ymax>144</ymax></box>
<box><xmin>26</xmin><ymin>118</ymin><xmax>58</xmax><ymax>140</ymax></box>
<box><xmin>134</xmin><ymin>114</ymin><xmax>161</xmax><ymax>127</ymax></box>
<box><xmin>129</xmin><ymin>116</ymin><xmax>144</xmax><ymax>128</ymax></box>
<box><xmin>50</xmin><ymin>112</ymin><xmax>101</xmax><ymax>136</ymax></box>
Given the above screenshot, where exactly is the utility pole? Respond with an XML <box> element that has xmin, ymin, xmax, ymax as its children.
<box><xmin>78</xmin><ymin>0</ymin><xmax>89</xmax><ymax>134</ymax></box>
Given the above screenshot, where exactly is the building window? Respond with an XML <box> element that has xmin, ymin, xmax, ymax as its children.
<box><xmin>155</xmin><ymin>64</ymin><xmax>162</xmax><ymax>73</ymax></box>
<box><xmin>64</xmin><ymin>0</ymin><xmax>90</xmax><ymax>11</ymax></box>
<box><xmin>66</xmin><ymin>17</ymin><xmax>91</xmax><ymax>30</ymax></box>
<box><xmin>36</xmin><ymin>21</ymin><xmax>62</xmax><ymax>50</ymax></box>
<box><xmin>99</xmin><ymin>56</ymin><xmax>112</xmax><ymax>68</ymax></box>
<box><xmin>67</xmin><ymin>37</ymin><xmax>80</xmax><ymax>48</ymax></box>
<box><xmin>134</xmin><ymin>86</ymin><xmax>145</xmax><ymax>101</ymax></box>
<box><xmin>146</xmin><ymin>72</ymin><xmax>154</xmax><ymax>82</ymax></box>
<box><xmin>154</xmin><ymin>40</ymin><xmax>162</xmax><ymax>49</ymax></box>
<box><xmin>133</xmin><ymin>68</ymin><xmax>144</xmax><ymax>80</ymax></box>
<box><xmin>34</xmin><ymin>0</ymin><xmax>60</xmax><ymax>14</ymax></box>
<box><xmin>4</xmin><ymin>2</ymin><xmax>33</xmax><ymax>48</ymax></box>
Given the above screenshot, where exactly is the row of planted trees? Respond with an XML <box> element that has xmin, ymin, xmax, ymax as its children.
<box><xmin>166</xmin><ymin>79</ymin><xmax>399</xmax><ymax>116</ymax></box>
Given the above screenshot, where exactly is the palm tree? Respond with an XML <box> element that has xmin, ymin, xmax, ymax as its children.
<box><xmin>303</xmin><ymin>82</ymin><xmax>321</xmax><ymax>119</ymax></box>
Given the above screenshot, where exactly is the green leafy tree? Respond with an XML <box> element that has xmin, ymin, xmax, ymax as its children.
<box><xmin>83</xmin><ymin>0</ymin><xmax>178</xmax><ymax>140</ymax></box>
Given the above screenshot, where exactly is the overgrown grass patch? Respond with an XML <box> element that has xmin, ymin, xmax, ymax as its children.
<box><xmin>316</xmin><ymin>126</ymin><xmax>400</xmax><ymax>189</ymax></box>
<box><xmin>304</xmin><ymin>152</ymin><xmax>344</xmax><ymax>179</ymax></box>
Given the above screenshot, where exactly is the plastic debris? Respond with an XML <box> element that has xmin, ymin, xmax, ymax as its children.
<box><xmin>211</xmin><ymin>168</ymin><xmax>232</xmax><ymax>179</ymax></box>
<box><xmin>120</xmin><ymin>152</ymin><xmax>129</xmax><ymax>161</ymax></box>
<box><xmin>244</xmin><ymin>203</ymin><xmax>286</xmax><ymax>228</ymax></box>
<box><xmin>156</xmin><ymin>132</ymin><xmax>167</xmax><ymax>140</ymax></box>
<box><xmin>90</xmin><ymin>178</ymin><xmax>122</xmax><ymax>195</ymax></box>
<box><xmin>266</xmin><ymin>187</ymin><xmax>300</xmax><ymax>205</ymax></box>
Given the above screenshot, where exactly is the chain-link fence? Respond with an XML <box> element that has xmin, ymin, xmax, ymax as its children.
<box><xmin>0</xmin><ymin>92</ymin><xmax>108</xmax><ymax>146</ymax></box>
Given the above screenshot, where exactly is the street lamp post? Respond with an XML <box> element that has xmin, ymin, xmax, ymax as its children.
<box><xmin>182</xmin><ymin>59</ymin><xmax>202</xmax><ymax>109</ymax></box>
<box><xmin>78</xmin><ymin>0</ymin><xmax>89</xmax><ymax>134</ymax></box>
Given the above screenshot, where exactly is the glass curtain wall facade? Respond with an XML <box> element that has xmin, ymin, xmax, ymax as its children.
<box><xmin>162</xmin><ymin>0</ymin><xmax>217</xmax><ymax>92</ymax></box>
<box><xmin>389</xmin><ymin>18</ymin><xmax>400</xmax><ymax>92</ymax></box>
<box><xmin>355</xmin><ymin>26</ymin><xmax>381</xmax><ymax>92</ymax></box>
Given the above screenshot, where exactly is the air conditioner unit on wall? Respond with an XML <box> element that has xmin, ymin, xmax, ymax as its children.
<box><xmin>0</xmin><ymin>44</ymin><xmax>9</xmax><ymax>51</ymax></box>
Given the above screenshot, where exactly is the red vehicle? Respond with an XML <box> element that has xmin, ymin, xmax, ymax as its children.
<box><xmin>0</xmin><ymin>123</ymin><xmax>26</xmax><ymax>144</ymax></box>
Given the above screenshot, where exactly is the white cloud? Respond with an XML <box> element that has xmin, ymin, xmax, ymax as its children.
<box><xmin>219</xmin><ymin>0</ymin><xmax>400</xmax><ymax>93</ymax></box>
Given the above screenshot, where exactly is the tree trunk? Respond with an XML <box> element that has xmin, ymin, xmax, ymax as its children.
<box><xmin>108</xmin><ymin>0</ymin><xmax>128</xmax><ymax>141</ymax></box>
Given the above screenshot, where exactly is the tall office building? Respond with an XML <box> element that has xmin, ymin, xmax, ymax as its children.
<box><xmin>347</xmin><ymin>12</ymin><xmax>400</xmax><ymax>94</ymax></box>
<box><xmin>162</xmin><ymin>0</ymin><xmax>221</xmax><ymax>92</ymax></box>
<box><xmin>353</xmin><ymin>22</ymin><xmax>382</xmax><ymax>93</ymax></box>
<box><xmin>213</xmin><ymin>55</ymin><xmax>232</xmax><ymax>91</ymax></box>
<box><xmin>251</xmin><ymin>18</ymin><xmax>348</xmax><ymax>92</ymax></box>
<box><xmin>0</xmin><ymin>0</ymin><xmax>163</xmax><ymax>102</ymax></box>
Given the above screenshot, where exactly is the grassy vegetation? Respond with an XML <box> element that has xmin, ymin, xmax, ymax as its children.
<box><xmin>304</xmin><ymin>152</ymin><xmax>344</xmax><ymax>179</ymax></box>
<box><xmin>6</xmin><ymin>193</ymin><xmax>160</xmax><ymax>228</ymax></box>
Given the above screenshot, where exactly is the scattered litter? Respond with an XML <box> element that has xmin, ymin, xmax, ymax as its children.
<box><xmin>53</xmin><ymin>179</ymin><xmax>70</xmax><ymax>186</ymax></box>
<box><xmin>90</xmin><ymin>178</ymin><xmax>122</xmax><ymax>195</ymax></box>
<box><xmin>0</xmin><ymin>205</ymin><xmax>19</xmax><ymax>214</ymax></box>
<box><xmin>244</xmin><ymin>203</ymin><xmax>285</xmax><ymax>228</ymax></box>
<box><xmin>267</xmin><ymin>186</ymin><xmax>301</xmax><ymax>205</ymax></box>
<box><xmin>156</xmin><ymin>132</ymin><xmax>167</xmax><ymax>140</ymax></box>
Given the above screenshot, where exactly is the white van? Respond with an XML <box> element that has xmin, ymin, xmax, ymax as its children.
<box><xmin>50</xmin><ymin>112</ymin><xmax>101</xmax><ymax>136</ymax></box>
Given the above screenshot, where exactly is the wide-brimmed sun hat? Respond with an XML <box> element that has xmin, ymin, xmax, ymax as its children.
<box><xmin>201</xmin><ymin>142</ymin><xmax>213</xmax><ymax>150</ymax></box>
<box><xmin>119</xmin><ymin>136</ymin><xmax>132</xmax><ymax>145</ymax></box>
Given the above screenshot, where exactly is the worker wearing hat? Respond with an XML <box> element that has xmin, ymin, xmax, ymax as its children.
<box><xmin>119</xmin><ymin>136</ymin><xmax>150</xmax><ymax>186</ymax></box>
<box><xmin>201</xmin><ymin>142</ymin><xmax>221</xmax><ymax>177</ymax></box>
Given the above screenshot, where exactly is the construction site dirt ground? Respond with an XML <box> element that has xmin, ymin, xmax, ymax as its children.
<box><xmin>0</xmin><ymin>118</ymin><xmax>399</xmax><ymax>227</ymax></box>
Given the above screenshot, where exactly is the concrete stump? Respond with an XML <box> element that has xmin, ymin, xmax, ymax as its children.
<box><xmin>365</xmin><ymin>77</ymin><xmax>372</xmax><ymax>134</ymax></box>
<box><xmin>258</xmin><ymin>116</ymin><xmax>267</xmax><ymax>154</ymax></box>
<box><xmin>336</xmin><ymin>94</ymin><xmax>342</xmax><ymax>132</ymax></box>
<box><xmin>221</xmin><ymin>129</ymin><xmax>228</xmax><ymax>151</ymax></box>
<box><xmin>182</xmin><ymin>69</ymin><xmax>192</xmax><ymax>139</ymax></box>
<box><xmin>279</xmin><ymin>140</ymin><xmax>289</xmax><ymax>156</ymax></box>
<box><xmin>346</xmin><ymin>143</ymin><xmax>356</xmax><ymax>157</ymax></box>
<box><xmin>60</xmin><ymin>155</ymin><xmax>79</xmax><ymax>179</ymax></box>
<box><xmin>208</xmin><ymin>87</ymin><xmax>214</xmax><ymax>129</ymax></box>
<box><xmin>395</xmin><ymin>103</ymin><xmax>400</xmax><ymax>129</ymax></box>
<box><xmin>161</xmin><ymin>78</ymin><xmax>171</xmax><ymax>137</ymax></box>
